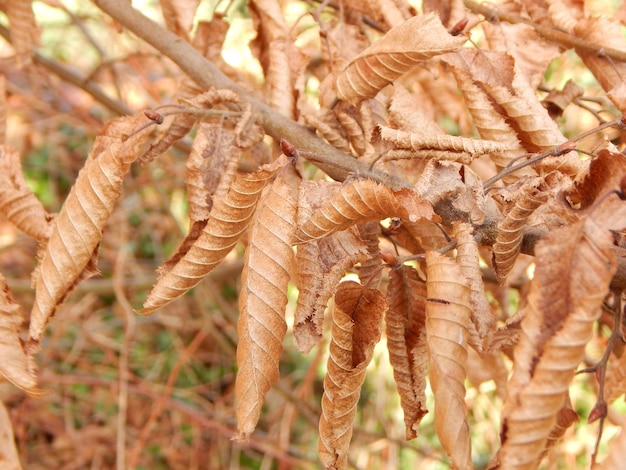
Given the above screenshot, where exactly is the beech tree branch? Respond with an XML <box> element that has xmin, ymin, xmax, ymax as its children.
<box><xmin>92</xmin><ymin>0</ymin><xmax>408</xmax><ymax>190</ymax></box>
<box><xmin>92</xmin><ymin>0</ymin><xmax>626</xmax><ymax>293</ymax></box>
<box><xmin>464</xmin><ymin>0</ymin><xmax>626</xmax><ymax>63</ymax></box>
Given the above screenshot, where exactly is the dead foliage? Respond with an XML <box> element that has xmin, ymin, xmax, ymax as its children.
<box><xmin>1</xmin><ymin>0</ymin><xmax>626</xmax><ymax>468</ymax></box>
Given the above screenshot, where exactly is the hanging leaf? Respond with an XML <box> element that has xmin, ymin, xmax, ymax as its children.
<box><xmin>295</xmin><ymin>179</ymin><xmax>435</xmax><ymax>244</ymax></box>
<box><xmin>0</xmin><ymin>399</ymin><xmax>22</xmax><ymax>470</ymax></box>
<box><xmin>386</xmin><ymin>265</ymin><xmax>428</xmax><ymax>440</ymax></box>
<box><xmin>335</xmin><ymin>13</ymin><xmax>466</xmax><ymax>105</ymax></box>
<box><xmin>0</xmin><ymin>146</ymin><xmax>53</xmax><ymax>242</ymax></box>
<box><xmin>139</xmin><ymin>156</ymin><xmax>287</xmax><ymax>314</ymax></box>
<box><xmin>293</xmin><ymin>181</ymin><xmax>368</xmax><ymax>353</ymax></box>
<box><xmin>29</xmin><ymin>112</ymin><xmax>153</xmax><ymax>346</ymax></box>
<box><xmin>493</xmin><ymin>195</ymin><xmax>626</xmax><ymax>469</ymax></box>
<box><xmin>425</xmin><ymin>251</ymin><xmax>472</xmax><ymax>469</ymax></box>
<box><xmin>0</xmin><ymin>273</ymin><xmax>44</xmax><ymax>397</ymax></box>
<box><xmin>493</xmin><ymin>182</ymin><xmax>549</xmax><ymax>283</ymax></box>
<box><xmin>453</xmin><ymin>221</ymin><xmax>495</xmax><ymax>349</ymax></box>
<box><xmin>318</xmin><ymin>281</ymin><xmax>385</xmax><ymax>470</ymax></box>
<box><xmin>235</xmin><ymin>165</ymin><xmax>299</xmax><ymax>438</ymax></box>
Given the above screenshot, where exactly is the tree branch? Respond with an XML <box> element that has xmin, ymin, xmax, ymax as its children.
<box><xmin>464</xmin><ymin>0</ymin><xmax>626</xmax><ymax>63</ymax></box>
<box><xmin>92</xmin><ymin>0</ymin><xmax>626</xmax><ymax>293</ymax></box>
<box><xmin>92</xmin><ymin>0</ymin><xmax>408</xmax><ymax>190</ymax></box>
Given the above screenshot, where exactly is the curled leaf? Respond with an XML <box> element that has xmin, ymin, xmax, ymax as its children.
<box><xmin>335</xmin><ymin>13</ymin><xmax>466</xmax><ymax>104</ymax></box>
<box><xmin>378</xmin><ymin>125</ymin><xmax>512</xmax><ymax>163</ymax></box>
<box><xmin>140</xmin><ymin>157</ymin><xmax>286</xmax><ymax>314</ymax></box>
<box><xmin>318</xmin><ymin>281</ymin><xmax>385</xmax><ymax>469</ymax></box>
<box><xmin>294</xmin><ymin>182</ymin><xmax>368</xmax><ymax>353</ymax></box>
<box><xmin>494</xmin><ymin>196</ymin><xmax>626</xmax><ymax>469</ymax></box>
<box><xmin>236</xmin><ymin>166</ymin><xmax>298</xmax><ymax>438</ymax></box>
<box><xmin>453</xmin><ymin>221</ymin><xmax>494</xmax><ymax>348</ymax></box>
<box><xmin>0</xmin><ymin>273</ymin><xmax>44</xmax><ymax>397</ymax></box>
<box><xmin>425</xmin><ymin>251</ymin><xmax>472</xmax><ymax>469</ymax></box>
<box><xmin>0</xmin><ymin>146</ymin><xmax>53</xmax><ymax>242</ymax></box>
<box><xmin>386</xmin><ymin>265</ymin><xmax>428</xmax><ymax>440</ymax></box>
<box><xmin>493</xmin><ymin>182</ymin><xmax>549</xmax><ymax>283</ymax></box>
<box><xmin>29</xmin><ymin>113</ymin><xmax>152</xmax><ymax>345</ymax></box>
<box><xmin>295</xmin><ymin>179</ymin><xmax>434</xmax><ymax>243</ymax></box>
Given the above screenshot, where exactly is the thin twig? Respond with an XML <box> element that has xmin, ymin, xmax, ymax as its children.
<box><xmin>92</xmin><ymin>0</ymin><xmax>409</xmax><ymax>190</ymax></box>
<box><xmin>464</xmin><ymin>0</ymin><xmax>626</xmax><ymax>63</ymax></box>
<box><xmin>483</xmin><ymin>116</ymin><xmax>626</xmax><ymax>188</ymax></box>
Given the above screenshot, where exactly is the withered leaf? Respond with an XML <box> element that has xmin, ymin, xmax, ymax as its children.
<box><xmin>425</xmin><ymin>251</ymin><xmax>472</xmax><ymax>469</ymax></box>
<box><xmin>0</xmin><ymin>273</ymin><xmax>44</xmax><ymax>397</ymax></box>
<box><xmin>140</xmin><ymin>156</ymin><xmax>287</xmax><ymax>314</ymax></box>
<box><xmin>493</xmin><ymin>182</ymin><xmax>549</xmax><ymax>283</ymax></box>
<box><xmin>318</xmin><ymin>281</ymin><xmax>385</xmax><ymax>470</ymax></box>
<box><xmin>235</xmin><ymin>166</ymin><xmax>298</xmax><ymax>438</ymax></box>
<box><xmin>453</xmin><ymin>221</ymin><xmax>494</xmax><ymax>349</ymax></box>
<box><xmin>335</xmin><ymin>13</ymin><xmax>466</xmax><ymax>105</ymax></box>
<box><xmin>494</xmin><ymin>195</ymin><xmax>626</xmax><ymax>469</ymax></box>
<box><xmin>386</xmin><ymin>265</ymin><xmax>428</xmax><ymax>440</ymax></box>
<box><xmin>295</xmin><ymin>179</ymin><xmax>434</xmax><ymax>244</ymax></box>
<box><xmin>0</xmin><ymin>146</ymin><xmax>53</xmax><ymax>242</ymax></box>
<box><xmin>29</xmin><ymin>112</ymin><xmax>153</xmax><ymax>345</ymax></box>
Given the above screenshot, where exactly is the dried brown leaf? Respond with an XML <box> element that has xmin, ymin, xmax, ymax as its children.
<box><xmin>493</xmin><ymin>182</ymin><xmax>549</xmax><ymax>283</ymax></box>
<box><xmin>139</xmin><ymin>157</ymin><xmax>286</xmax><ymax>315</ymax></box>
<box><xmin>443</xmin><ymin>50</ymin><xmax>531</xmax><ymax>180</ymax></box>
<box><xmin>494</xmin><ymin>196</ymin><xmax>626</xmax><ymax>469</ymax></box>
<box><xmin>0</xmin><ymin>273</ymin><xmax>44</xmax><ymax>397</ymax></box>
<box><xmin>29</xmin><ymin>113</ymin><xmax>152</xmax><ymax>345</ymax></box>
<box><xmin>160</xmin><ymin>0</ymin><xmax>199</xmax><ymax>40</ymax></box>
<box><xmin>5</xmin><ymin>0</ymin><xmax>38</xmax><ymax>67</ymax></box>
<box><xmin>318</xmin><ymin>281</ymin><xmax>385</xmax><ymax>470</ymax></box>
<box><xmin>139</xmin><ymin>87</ymin><xmax>239</xmax><ymax>164</ymax></box>
<box><xmin>293</xmin><ymin>181</ymin><xmax>368</xmax><ymax>353</ymax></box>
<box><xmin>0</xmin><ymin>146</ymin><xmax>53</xmax><ymax>242</ymax></box>
<box><xmin>453</xmin><ymin>221</ymin><xmax>495</xmax><ymax>349</ymax></box>
<box><xmin>295</xmin><ymin>179</ymin><xmax>435</xmax><ymax>243</ymax></box>
<box><xmin>304</xmin><ymin>109</ymin><xmax>352</xmax><ymax>155</ymax></box>
<box><xmin>185</xmin><ymin>123</ymin><xmax>240</xmax><ymax>221</ymax></box>
<box><xmin>0</xmin><ymin>399</ymin><xmax>21</xmax><ymax>469</ymax></box>
<box><xmin>335</xmin><ymin>13</ymin><xmax>466</xmax><ymax>104</ymax></box>
<box><xmin>235</xmin><ymin>166</ymin><xmax>298</xmax><ymax>438</ymax></box>
<box><xmin>378</xmin><ymin>125</ymin><xmax>512</xmax><ymax>163</ymax></box>
<box><xmin>386</xmin><ymin>265</ymin><xmax>428</xmax><ymax>440</ymax></box>
<box><xmin>355</xmin><ymin>221</ymin><xmax>382</xmax><ymax>288</ymax></box>
<box><xmin>425</xmin><ymin>251</ymin><xmax>472</xmax><ymax>469</ymax></box>
<box><xmin>574</xmin><ymin>17</ymin><xmax>626</xmax><ymax>114</ymax></box>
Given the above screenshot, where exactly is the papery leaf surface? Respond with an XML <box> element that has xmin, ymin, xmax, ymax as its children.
<box><xmin>386</xmin><ymin>265</ymin><xmax>428</xmax><ymax>440</ymax></box>
<box><xmin>29</xmin><ymin>113</ymin><xmax>152</xmax><ymax>344</ymax></box>
<box><xmin>493</xmin><ymin>182</ymin><xmax>549</xmax><ymax>283</ymax></box>
<box><xmin>335</xmin><ymin>13</ymin><xmax>465</xmax><ymax>104</ymax></box>
<box><xmin>0</xmin><ymin>273</ymin><xmax>44</xmax><ymax>396</ymax></box>
<box><xmin>318</xmin><ymin>281</ymin><xmax>385</xmax><ymax>469</ymax></box>
<box><xmin>295</xmin><ymin>179</ymin><xmax>434</xmax><ymax>243</ymax></box>
<box><xmin>139</xmin><ymin>156</ymin><xmax>286</xmax><ymax>314</ymax></box>
<box><xmin>235</xmin><ymin>166</ymin><xmax>298</xmax><ymax>438</ymax></box>
<box><xmin>494</xmin><ymin>196</ymin><xmax>626</xmax><ymax>470</ymax></box>
<box><xmin>293</xmin><ymin>181</ymin><xmax>368</xmax><ymax>353</ymax></box>
<box><xmin>425</xmin><ymin>251</ymin><xmax>472</xmax><ymax>469</ymax></box>
<box><xmin>0</xmin><ymin>146</ymin><xmax>53</xmax><ymax>242</ymax></box>
<box><xmin>453</xmin><ymin>221</ymin><xmax>494</xmax><ymax>348</ymax></box>
<box><xmin>0</xmin><ymin>399</ymin><xmax>22</xmax><ymax>469</ymax></box>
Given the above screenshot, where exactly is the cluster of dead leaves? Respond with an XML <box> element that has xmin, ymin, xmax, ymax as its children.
<box><xmin>3</xmin><ymin>0</ymin><xmax>626</xmax><ymax>468</ymax></box>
